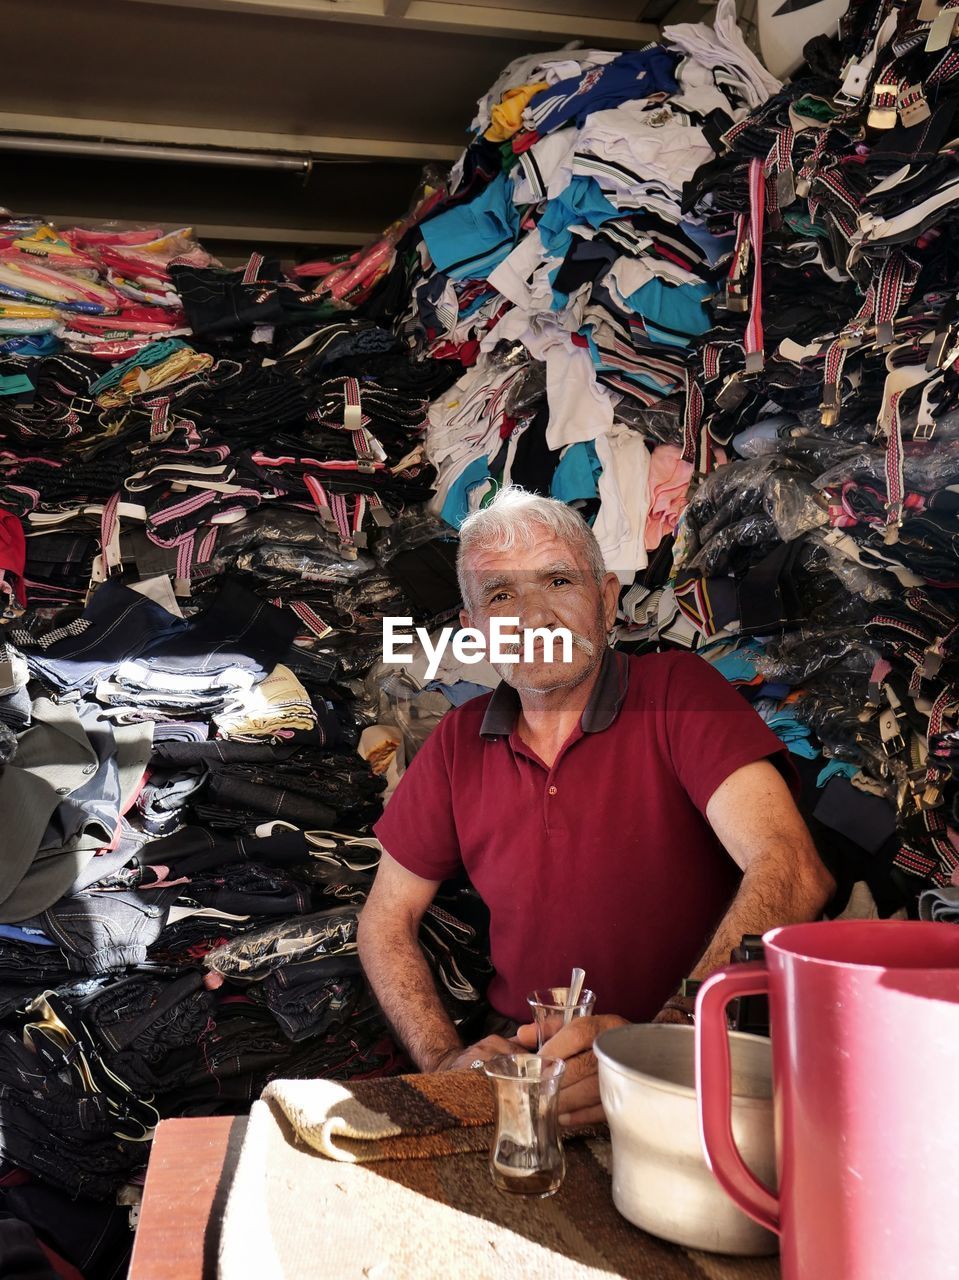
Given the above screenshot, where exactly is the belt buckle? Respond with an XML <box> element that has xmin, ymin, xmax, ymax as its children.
<box><xmin>714</xmin><ymin>371</ymin><xmax>749</xmax><ymax>410</ymax></box>
<box><xmin>919</xmin><ymin>783</ymin><xmax>944</xmax><ymax>810</ymax></box>
<box><xmin>721</xmin><ymin>289</ymin><xmax>749</xmax><ymax>313</ymax></box>
<box><xmin>926</xmin><ymin>328</ymin><xmax>953</xmax><ymax>369</ymax></box>
<box><xmin>71</xmin><ymin>397</ymin><xmax>94</xmax><ymax>416</ymax></box>
<box><xmin>867</xmin><ymin>82</ymin><xmax>900</xmax><ymax>130</ymax></box>
<box><xmin>913</xmin><ymin>419</ymin><xmax>936</xmax><ymax>441</ymax></box>
<box><xmin>355</xmin><ymin>462</ymin><xmax>377</xmax><ymax>475</ymax></box>
<box><xmin>882</xmin><ymin>731</ymin><xmax>906</xmax><ymax>757</ymax></box>
<box><xmin>820</xmin><ymin>385</ymin><xmax>841</xmax><ymax>427</ymax></box>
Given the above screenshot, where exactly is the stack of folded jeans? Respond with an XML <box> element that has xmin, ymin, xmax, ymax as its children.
<box><xmin>0</xmin><ymin>560</ymin><xmax>491</xmax><ymax>1262</ymax></box>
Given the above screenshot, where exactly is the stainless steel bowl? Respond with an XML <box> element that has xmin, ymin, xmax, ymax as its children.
<box><xmin>594</xmin><ymin>1023</ymin><xmax>777</xmax><ymax>1255</ymax></box>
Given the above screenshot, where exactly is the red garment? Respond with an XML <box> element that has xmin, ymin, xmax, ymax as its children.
<box><xmin>374</xmin><ymin>649</ymin><xmax>795</xmax><ymax>1023</ymax></box>
<box><xmin>511</xmin><ymin>130</ymin><xmax>541</xmax><ymax>154</ymax></box>
<box><xmin>0</xmin><ymin>507</ymin><xmax>26</xmax><ymax>605</ymax></box>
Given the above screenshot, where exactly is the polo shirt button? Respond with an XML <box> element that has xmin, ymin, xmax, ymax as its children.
<box><xmin>56</xmin><ymin>786</ymin><xmax>71</xmax><ymax>795</ymax></box>
<box><xmin>548</xmin><ymin>785</ymin><xmax>557</xmax><ymax>796</ymax></box>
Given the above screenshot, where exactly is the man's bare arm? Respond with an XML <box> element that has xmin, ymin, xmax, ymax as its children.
<box><xmin>690</xmin><ymin>758</ymin><xmax>835</xmax><ymax>982</ymax></box>
<box><xmin>357</xmin><ymin>850</ymin><xmax>516</xmax><ymax>1071</ymax></box>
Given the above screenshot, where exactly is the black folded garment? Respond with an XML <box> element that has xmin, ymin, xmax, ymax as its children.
<box><xmin>77</xmin><ymin>971</ymin><xmax>218</xmax><ymax>1094</ymax></box>
<box><xmin>139</xmin><ymin>577</ymin><xmax>298</xmax><ymax>675</ymax></box>
<box><xmin>383</xmin><ymin>538</ymin><xmax>461</xmax><ymax>619</ymax></box>
<box><xmin>0</xmin><ymin>1184</ymin><xmax>133</xmax><ymax>1280</ymax></box>
<box><xmin>209</xmin><ymin>749</ymin><xmax>386</xmax><ymax>809</ymax></box>
<box><xmin>0</xmin><ymin>1028</ymin><xmax>146</xmax><ymax>1199</ymax></box>
<box><xmin>166</xmin><ymin>861</ymin><xmax>310</xmax><ymax>918</ymax></box>
<box><xmin>0</xmin><ymin>1212</ymin><xmax>59</xmax><ymax>1280</ymax></box>
<box><xmin>148</xmin><ymin>927</ymin><xmax>258</xmax><ymax>972</ymax></box>
<box><xmin>23</xmin><ymin>531</ymin><xmax>98</xmax><ymax>593</ymax></box>
<box><xmin>137</xmin><ymin>824</ymin><xmax>318</xmax><ymax>883</ymax></box>
<box><xmin>204</xmin><ymin>775</ymin><xmax>338</xmax><ymax>828</ymax></box>
<box><xmin>254</xmin><ymin>970</ymin><xmax>363</xmax><ymax>1042</ymax></box>
<box><xmin>170</xmin><ymin>263</ymin><xmax>289</xmax><ymax>337</ymax></box>
<box><xmin>0</xmin><ymin>939</ymin><xmax>72</xmax><ymax>988</ymax></box>
<box><xmin>150</xmin><ymin>713</ymin><xmax>342</xmax><ymax>765</ymax></box>
<box><xmin>153</xmin><ymin>1009</ymin><xmax>405</xmax><ymax>1117</ymax></box>
<box><xmin>292</xmin><ymin>322</ymin><xmax>399</xmax><ymax>377</ymax></box>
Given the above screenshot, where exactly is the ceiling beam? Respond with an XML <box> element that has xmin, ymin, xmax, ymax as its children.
<box><xmin>0</xmin><ymin>111</ymin><xmax>461</xmax><ymax>163</ymax></box>
<box><xmin>115</xmin><ymin>0</ymin><xmax>659</xmax><ymax>43</ymax></box>
<box><xmin>39</xmin><ymin>214</ymin><xmax>369</xmax><ymax>246</ymax></box>
<box><xmin>403</xmin><ymin>0</ymin><xmax>657</xmax><ymax>39</ymax></box>
<box><xmin>0</xmin><ymin>134</ymin><xmax>312</xmax><ymax>171</ymax></box>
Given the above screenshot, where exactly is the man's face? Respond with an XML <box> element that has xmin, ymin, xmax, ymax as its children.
<box><xmin>459</xmin><ymin>529</ymin><xmax>619</xmax><ymax>694</ymax></box>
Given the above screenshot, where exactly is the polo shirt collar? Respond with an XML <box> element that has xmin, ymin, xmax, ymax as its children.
<box><xmin>479</xmin><ymin>646</ymin><xmax>630</xmax><ymax>738</ymax></box>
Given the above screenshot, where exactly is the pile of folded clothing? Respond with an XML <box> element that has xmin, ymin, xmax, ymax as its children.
<box><xmin>0</xmin><ymin>206</ymin><xmax>490</xmax><ymax>1265</ymax></box>
<box><xmin>375</xmin><ymin>0</ymin><xmax>781</xmax><ymax>577</ymax></box>
<box><xmin>644</xmin><ymin>0</ymin><xmax>959</xmax><ymax>911</ymax></box>
<box><xmin>0</xmin><ymin>580</ymin><xmax>494</xmax><ymax>1201</ymax></box>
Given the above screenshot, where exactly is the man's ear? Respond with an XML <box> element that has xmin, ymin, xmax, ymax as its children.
<box><xmin>459</xmin><ymin>607</ymin><xmax>472</xmax><ymax>630</ymax></box>
<box><xmin>601</xmin><ymin>572</ymin><xmax>620</xmax><ymax>629</ymax></box>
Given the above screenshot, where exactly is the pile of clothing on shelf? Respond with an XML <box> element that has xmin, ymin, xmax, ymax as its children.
<box><xmin>659</xmin><ymin>0</ymin><xmax>959</xmax><ymax>911</ymax></box>
<box><xmin>0</xmin><ymin>204</ymin><xmax>493</xmax><ymax>1273</ymax></box>
<box><xmin>385</xmin><ymin>0</ymin><xmax>779</xmax><ymax>572</ymax></box>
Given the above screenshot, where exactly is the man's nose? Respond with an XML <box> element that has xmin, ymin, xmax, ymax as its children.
<box><xmin>516</xmin><ymin>590</ymin><xmax>557</xmax><ymax>630</ymax></box>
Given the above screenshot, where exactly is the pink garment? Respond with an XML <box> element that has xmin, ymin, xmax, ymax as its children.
<box><xmin>68</xmin><ymin>226</ymin><xmax>164</xmax><ymax>248</ymax></box>
<box><xmin>0</xmin><ymin>506</ymin><xmax>26</xmax><ymax>605</ymax></box>
<box><xmin>644</xmin><ymin>444</ymin><xmax>694</xmax><ymax>551</ymax></box>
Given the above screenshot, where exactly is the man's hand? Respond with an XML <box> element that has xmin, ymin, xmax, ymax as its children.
<box><xmin>432</xmin><ymin>1035</ymin><xmax>521</xmax><ymax>1073</ymax></box>
<box><xmin>514</xmin><ymin>1015</ymin><xmax>629</xmax><ymax>1126</ymax></box>
<box><xmin>651</xmin><ymin>1006</ymin><xmax>692</xmax><ymax>1026</ymax></box>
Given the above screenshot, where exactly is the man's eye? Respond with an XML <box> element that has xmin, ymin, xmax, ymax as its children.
<box><xmin>490</xmin><ymin>591</ymin><xmax>509</xmax><ymax>604</ymax></box>
<box><xmin>550</xmin><ymin>577</ymin><xmax>571</xmax><ymax>587</ymax></box>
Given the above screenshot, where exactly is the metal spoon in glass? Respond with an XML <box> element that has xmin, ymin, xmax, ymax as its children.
<box><xmin>562</xmin><ymin>967</ymin><xmax>586</xmax><ymax>1028</ymax></box>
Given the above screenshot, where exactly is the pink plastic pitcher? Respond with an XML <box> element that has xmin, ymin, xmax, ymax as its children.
<box><xmin>695</xmin><ymin>920</ymin><xmax>959</xmax><ymax>1280</ymax></box>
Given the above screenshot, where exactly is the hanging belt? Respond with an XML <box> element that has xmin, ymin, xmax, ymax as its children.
<box><xmin>764</xmin><ymin>126</ymin><xmax>796</xmax><ymax>213</ymax></box>
<box><xmin>744</xmin><ymin>158</ymin><xmax>766</xmax><ymax>374</ymax></box>
<box><xmin>681</xmin><ymin>366</ymin><xmax>704</xmax><ymax>467</ymax></box>
<box><xmin>273</xmin><ymin>597</ymin><xmax>334</xmax><ymax>640</ymax></box>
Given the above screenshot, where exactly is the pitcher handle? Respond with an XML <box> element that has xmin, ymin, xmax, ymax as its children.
<box><xmin>695</xmin><ymin>963</ymin><xmax>780</xmax><ymax>1236</ymax></box>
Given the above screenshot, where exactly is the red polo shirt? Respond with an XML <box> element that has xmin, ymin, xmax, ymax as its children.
<box><xmin>373</xmin><ymin>649</ymin><xmax>795</xmax><ymax>1024</ymax></box>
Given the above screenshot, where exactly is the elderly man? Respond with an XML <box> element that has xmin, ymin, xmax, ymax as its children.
<box><xmin>358</xmin><ymin>486</ymin><xmax>834</xmax><ymax>1124</ymax></box>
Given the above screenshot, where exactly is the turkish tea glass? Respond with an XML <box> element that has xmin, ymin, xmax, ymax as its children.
<box><xmin>483</xmin><ymin>1053</ymin><xmax>566</xmax><ymax>1197</ymax></box>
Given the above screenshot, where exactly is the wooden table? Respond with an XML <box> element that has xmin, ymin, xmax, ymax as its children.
<box><xmin>132</xmin><ymin>1112</ymin><xmax>779</xmax><ymax>1280</ymax></box>
<box><xmin>129</xmin><ymin>1117</ymin><xmax>248</xmax><ymax>1280</ymax></box>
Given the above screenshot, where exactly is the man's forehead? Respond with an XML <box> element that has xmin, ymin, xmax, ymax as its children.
<box><xmin>463</xmin><ymin>532</ymin><xmax>587</xmax><ymax>577</ymax></box>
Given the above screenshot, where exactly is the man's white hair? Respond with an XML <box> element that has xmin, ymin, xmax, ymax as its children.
<box><xmin>456</xmin><ymin>485</ymin><xmax>606</xmax><ymax>608</ymax></box>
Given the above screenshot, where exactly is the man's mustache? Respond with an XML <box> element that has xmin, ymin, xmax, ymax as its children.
<box><xmin>511</xmin><ymin>628</ymin><xmax>595</xmax><ymax>658</ymax></box>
